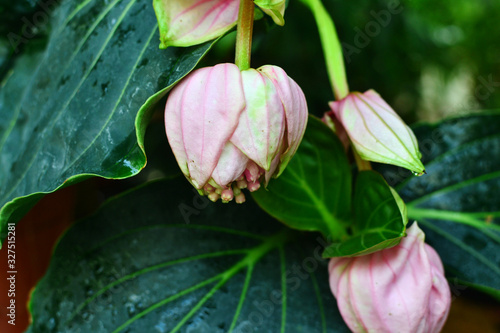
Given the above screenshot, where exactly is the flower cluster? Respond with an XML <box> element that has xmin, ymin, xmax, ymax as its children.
<box><xmin>157</xmin><ymin>1</ymin><xmax>451</xmax><ymax>332</ymax></box>
<box><xmin>324</xmin><ymin>90</ymin><xmax>425</xmax><ymax>175</ymax></box>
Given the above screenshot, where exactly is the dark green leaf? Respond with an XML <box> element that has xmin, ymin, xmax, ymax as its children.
<box><xmin>27</xmin><ymin>178</ymin><xmax>348</xmax><ymax>333</ymax></box>
<box><xmin>385</xmin><ymin>112</ymin><xmax>500</xmax><ymax>297</ymax></box>
<box><xmin>0</xmin><ymin>0</ymin><xmax>217</xmax><ymax>244</ymax></box>
<box><xmin>323</xmin><ymin>171</ymin><xmax>407</xmax><ymax>258</ymax></box>
<box><xmin>252</xmin><ymin>117</ymin><xmax>405</xmax><ymax>257</ymax></box>
<box><xmin>252</xmin><ymin>116</ymin><xmax>352</xmax><ymax>239</ymax></box>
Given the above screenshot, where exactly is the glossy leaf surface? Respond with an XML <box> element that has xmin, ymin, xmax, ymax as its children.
<box><xmin>27</xmin><ymin>178</ymin><xmax>349</xmax><ymax>332</ymax></box>
<box><xmin>323</xmin><ymin>171</ymin><xmax>407</xmax><ymax>257</ymax></box>
<box><xmin>382</xmin><ymin>112</ymin><xmax>500</xmax><ymax>297</ymax></box>
<box><xmin>253</xmin><ymin>117</ymin><xmax>406</xmax><ymax>256</ymax></box>
<box><xmin>252</xmin><ymin>116</ymin><xmax>352</xmax><ymax>239</ymax></box>
<box><xmin>0</xmin><ymin>0</ymin><xmax>216</xmax><ymax>243</ymax></box>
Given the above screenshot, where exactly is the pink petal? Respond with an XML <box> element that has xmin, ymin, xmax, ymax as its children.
<box><xmin>258</xmin><ymin>65</ymin><xmax>308</xmax><ymax>176</ymax></box>
<box><xmin>230</xmin><ymin>69</ymin><xmax>286</xmax><ymax>171</ymax></box>
<box><xmin>328</xmin><ymin>224</ymin><xmax>451</xmax><ymax>333</ymax></box>
<box><xmin>263</xmin><ymin>143</ymin><xmax>285</xmax><ymax>185</ymax></box>
<box><xmin>177</xmin><ymin>63</ymin><xmax>245</xmax><ymax>188</ymax></box>
<box><xmin>165</xmin><ymin>74</ymin><xmax>190</xmax><ymax>179</ymax></box>
<box><xmin>211</xmin><ymin>142</ymin><xmax>249</xmax><ymax>188</ymax></box>
<box><xmin>244</xmin><ymin>161</ymin><xmax>262</xmax><ymax>183</ymax></box>
<box><xmin>423</xmin><ymin>244</ymin><xmax>451</xmax><ymax>333</ymax></box>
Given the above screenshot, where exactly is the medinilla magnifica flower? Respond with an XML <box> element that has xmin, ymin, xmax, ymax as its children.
<box><xmin>165</xmin><ymin>63</ymin><xmax>307</xmax><ymax>203</ymax></box>
<box><xmin>329</xmin><ymin>89</ymin><xmax>425</xmax><ymax>175</ymax></box>
<box><xmin>328</xmin><ymin>223</ymin><xmax>451</xmax><ymax>333</ymax></box>
<box><xmin>153</xmin><ymin>0</ymin><xmax>286</xmax><ymax>49</ymax></box>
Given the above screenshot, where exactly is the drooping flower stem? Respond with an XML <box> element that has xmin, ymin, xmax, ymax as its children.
<box><xmin>302</xmin><ymin>0</ymin><xmax>371</xmax><ymax>171</ymax></box>
<box><xmin>353</xmin><ymin>147</ymin><xmax>372</xmax><ymax>171</ymax></box>
<box><xmin>235</xmin><ymin>0</ymin><xmax>255</xmax><ymax>70</ymax></box>
<box><xmin>299</xmin><ymin>0</ymin><xmax>349</xmax><ymax>100</ymax></box>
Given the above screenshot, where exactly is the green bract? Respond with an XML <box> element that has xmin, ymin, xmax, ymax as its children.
<box><xmin>254</xmin><ymin>0</ymin><xmax>286</xmax><ymax>26</ymax></box>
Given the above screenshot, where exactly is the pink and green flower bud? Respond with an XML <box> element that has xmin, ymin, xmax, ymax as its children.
<box><xmin>165</xmin><ymin>63</ymin><xmax>308</xmax><ymax>203</ymax></box>
<box><xmin>328</xmin><ymin>223</ymin><xmax>451</xmax><ymax>333</ymax></box>
<box><xmin>254</xmin><ymin>0</ymin><xmax>286</xmax><ymax>26</ymax></box>
<box><xmin>330</xmin><ymin>90</ymin><xmax>425</xmax><ymax>175</ymax></box>
<box><xmin>153</xmin><ymin>0</ymin><xmax>239</xmax><ymax>49</ymax></box>
<box><xmin>153</xmin><ymin>0</ymin><xmax>287</xmax><ymax>49</ymax></box>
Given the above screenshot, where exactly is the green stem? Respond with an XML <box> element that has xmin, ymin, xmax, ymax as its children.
<box><xmin>301</xmin><ymin>0</ymin><xmax>375</xmax><ymax>170</ymax></box>
<box><xmin>287</xmin><ymin>167</ymin><xmax>348</xmax><ymax>240</ymax></box>
<box><xmin>353</xmin><ymin>147</ymin><xmax>372</xmax><ymax>171</ymax></box>
<box><xmin>300</xmin><ymin>0</ymin><xmax>349</xmax><ymax>100</ymax></box>
<box><xmin>111</xmin><ymin>228</ymin><xmax>295</xmax><ymax>333</ymax></box>
<box><xmin>224</xmin><ymin>228</ymin><xmax>295</xmax><ymax>276</ymax></box>
<box><xmin>407</xmin><ymin>207</ymin><xmax>500</xmax><ymax>234</ymax></box>
<box><xmin>235</xmin><ymin>0</ymin><xmax>255</xmax><ymax>70</ymax></box>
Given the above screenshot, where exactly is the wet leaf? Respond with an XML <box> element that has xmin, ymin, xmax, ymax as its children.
<box><xmin>252</xmin><ymin>116</ymin><xmax>352</xmax><ymax>239</ymax></box>
<box><xmin>382</xmin><ymin>111</ymin><xmax>500</xmax><ymax>297</ymax></box>
<box><xmin>0</xmin><ymin>0</ymin><xmax>216</xmax><ymax>244</ymax></box>
<box><xmin>323</xmin><ymin>171</ymin><xmax>407</xmax><ymax>257</ymax></box>
<box><xmin>27</xmin><ymin>178</ymin><xmax>349</xmax><ymax>332</ymax></box>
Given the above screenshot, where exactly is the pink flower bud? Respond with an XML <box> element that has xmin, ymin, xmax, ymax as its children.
<box><xmin>153</xmin><ymin>0</ymin><xmax>287</xmax><ymax>49</ymax></box>
<box><xmin>165</xmin><ymin>63</ymin><xmax>308</xmax><ymax>203</ymax></box>
<box><xmin>328</xmin><ymin>223</ymin><xmax>451</xmax><ymax>333</ymax></box>
<box><xmin>153</xmin><ymin>0</ymin><xmax>239</xmax><ymax>49</ymax></box>
<box><xmin>330</xmin><ymin>90</ymin><xmax>425</xmax><ymax>175</ymax></box>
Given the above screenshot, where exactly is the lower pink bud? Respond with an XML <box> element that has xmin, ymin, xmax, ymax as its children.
<box><xmin>328</xmin><ymin>223</ymin><xmax>451</xmax><ymax>333</ymax></box>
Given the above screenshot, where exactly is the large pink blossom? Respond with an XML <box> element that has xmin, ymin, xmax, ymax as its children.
<box><xmin>165</xmin><ymin>63</ymin><xmax>307</xmax><ymax>203</ymax></box>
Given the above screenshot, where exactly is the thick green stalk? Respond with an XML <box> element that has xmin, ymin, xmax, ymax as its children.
<box><xmin>235</xmin><ymin>0</ymin><xmax>255</xmax><ymax>70</ymax></box>
<box><xmin>300</xmin><ymin>0</ymin><xmax>349</xmax><ymax>100</ymax></box>
<box><xmin>302</xmin><ymin>0</ymin><xmax>372</xmax><ymax>171</ymax></box>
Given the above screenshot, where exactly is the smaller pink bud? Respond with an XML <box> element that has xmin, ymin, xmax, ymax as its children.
<box><xmin>153</xmin><ymin>0</ymin><xmax>288</xmax><ymax>49</ymax></box>
<box><xmin>153</xmin><ymin>0</ymin><xmax>239</xmax><ymax>49</ymax></box>
<box><xmin>165</xmin><ymin>63</ymin><xmax>308</xmax><ymax>203</ymax></box>
<box><xmin>328</xmin><ymin>223</ymin><xmax>451</xmax><ymax>333</ymax></box>
<box><xmin>330</xmin><ymin>90</ymin><xmax>425</xmax><ymax>175</ymax></box>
